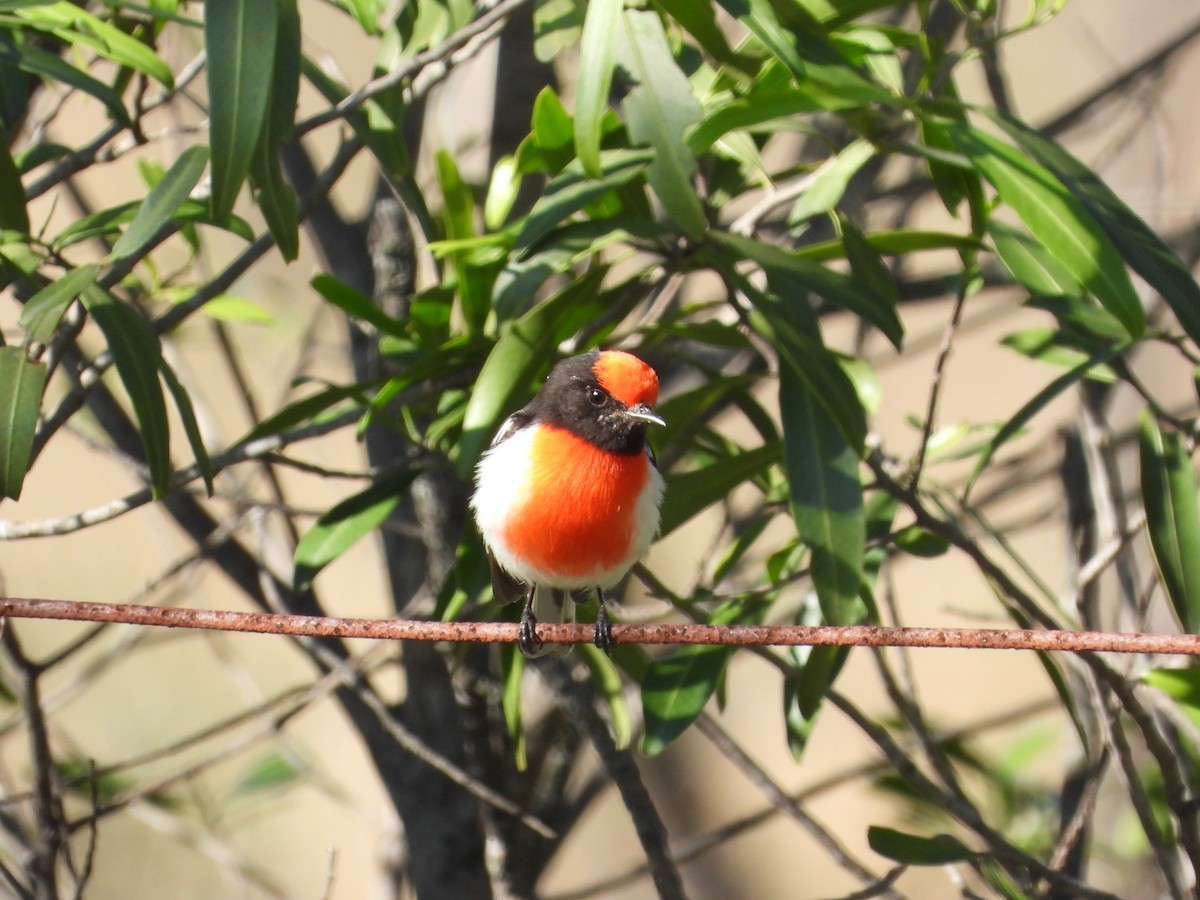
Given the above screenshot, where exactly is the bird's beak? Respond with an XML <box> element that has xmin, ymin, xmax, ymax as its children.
<box><xmin>625</xmin><ymin>403</ymin><xmax>666</xmax><ymax>427</ymax></box>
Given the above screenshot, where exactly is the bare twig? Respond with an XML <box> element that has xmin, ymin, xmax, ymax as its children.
<box><xmin>3</xmin><ymin>597</ymin><xmax>1200</xmax><ymax>656</ymax></box>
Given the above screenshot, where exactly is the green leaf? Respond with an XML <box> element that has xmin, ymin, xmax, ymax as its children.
<box><xmin>0</xmin><ymin>39</ymin><xmax>130</xmax><ymax>126</ymax></box>
<box><xmin>458</xmin><ymin>267</ymin><xmax>608</xmax><ymax>475</ymax></box>
<box><xmin>640</xmin><ymin>644</ymin><xmax>728</xmax><ymax>756</ymax></box>
<box><xmin>311</xmin><ymin>273</ymin><xmax>406</xmax><ymax>336</ymax></box>
<box><xmin>640</xmin><ymin>600</ymin><xmax>760</xmax><ymax>756</ymax></box>
<box><xmin>868</xmin><ymin>826</ymin><xmax>974</xmax><ymax>865</ymax></box>
<box><xmin>232</xmin><ymin>752</ymin><xmax>302</xmax><ymax>795</ymax></box>
<box><xmin>80</xmin><ymin>287</ymin><xmax>172</xmax><ymax>499</ymax></box>
<box><xmin>780</xmin><ymin>363</ymin><xmax>864</xmax><ymax>626</ymax></box>
<box><xmin>988</xmin><ymin>220</ymin><xmax>1082</xmax><ymax>298</ymax></box>
<box><xmin>18</xmin><ymin>264</ymin><xmax>99</xmax><ymax>344</ymax></box>
<box><xmin>0</xmin><ymin>346</ymin><xmax>46</xmax><ymax>500</ymax></box>
<box><xmin>715</xmin><ymin>231</ymin><xmax>903</xmax><ymax>350</ymax></box>
<box><xmin>0</xmin><ymin>133</ymin><xmax>29</xmax><ymax>233</ymax></box>
<box><xmin>580</xmin><ymin>644</ymin><xmax>632</xmax><ymax>749</ymax></box>
<box><xmin>966</xmin><ymin>342</ymin><xmax>1127</xmax><ymax>493</ymax></box>
<box><xmin>659</xmin><ymin>442</ymin><xmax>781</xmax><ymax>537</ymax></box>
<box><xmin>108</xmin><ymin>145</ymin><xmax>209</xmax><ymax>262</ymax></box>
<box><xmin>1000</xmin><ymin>329</ymin><xmax>1117</xmax><ymax>382</ymax></box>
<box><xmin>293</xmin><ymin>468</ymin><xmax>419</xmax><ymax>592</ymax></box>
<box><xmin>16</xmin><ymin>1</ymin><xmax>174</xmax><ymax>87</ymax></box>
<box><xmin>989</xmin><ymin>110</ymin><xmax>1200</xmax><ymax>348</ymax></box>
<box><xmin>205</xmin><ymin>0</ymin><xmax>278</xmax><ymax>220</ymax></box>
<box><xmin>484</xmin><ymin>155</ymin><xmax>521</xmax><ymax>230</ymax></box>
<box><xmin>500</xmin><ymin>645</ymin><xmax>526</xmax><ymax>769</ymax></box>
<box><xmin>573</xmin><ymin>0</ymin><xmax>622</xmax><ymax>177</ymax></box>
<box><xmin>657</xmin><ymin>0</ymin><xmax>750</xmax><ymax>70</ymax></box>
<box><xmin>788</xmin><ymin>139</ymin><xmax>876</xmax><ymax>224</ymax></box>
<box><xmin>1139</xmin><ymin>410</ymin><xmax>1200</xmax><ymax>634</ymax></box>
<box><xmin>158</xmin><ymin>356</ymin><xmax>214</xmax><ymax>497</ymax></box>
<box><xmin>893</xmin><ymin>524</ymin><xmax>950</xmax><ymax>558</ymax></box>
<box><xmin>249</xmin><ymin>0</ymin><xmax>301</xmax><ymax>262</ymax></box>
<box><xmin>617</xmin><ymin>10</ymin><xmax>706</xmax><ymax>238</ymax></box>
<box><xmin>1142</xmin><ymin>667</ymin><xmax>1200</xmax><ymax>732</ymax></box>
<box><xmin>239</xmin><ymin>381</ymin><xmax>366</xmax><ymax>445</ymax></box>
<box><xmin>947</xmin><ymin>122</ymin><xmax>1144</xmax><ymax>339</ymax></box>
<box><xmin>515</xmin><ymin>147</ymin><xmax>654</xmax><ymax>252</ymax></box>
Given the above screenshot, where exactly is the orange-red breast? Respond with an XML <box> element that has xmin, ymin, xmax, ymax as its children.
<box><xmin>471</xmin><ymin>350</ymin><xmax>666</xmax><ymax>656</ymax></box>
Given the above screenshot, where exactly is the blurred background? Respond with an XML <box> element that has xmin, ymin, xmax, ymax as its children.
<box><xmin>3</xmin><ymin>1</ymin><xmax>1200</xmax><ymax>897</ymax></box>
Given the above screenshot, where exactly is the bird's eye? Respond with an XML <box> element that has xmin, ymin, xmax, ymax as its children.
<box><xmin>588</xmin><ymin>387</ymin><xmax>608</xmax><ymax>408</ymax></box>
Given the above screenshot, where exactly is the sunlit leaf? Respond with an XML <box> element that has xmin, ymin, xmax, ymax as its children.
<box><xmin>948</xmin><ymin>122</ymin><xmax>1144</xmax><ymax>339</ymax></box>
<box><xmin>617</xmin><ymin>10</ymin><xmax>706</xmax><ymax>237</ymax></box>
<box><xmin>574</xmin><ymin>0</ymin><xmax>621</xmax><ymax>177</ymax></box>
<box><xmin>293</xmin><ymin>467</ymin><xmax>419</xmax><ymax>591</ymax></box>
<box><xmin>18</xmin><ymin>264</ymin><xmax>99</xmax><ymax>344</ymax></box>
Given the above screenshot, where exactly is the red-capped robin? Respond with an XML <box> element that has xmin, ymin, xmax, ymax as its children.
<box><xmin>471</xmin><ymin>350</ymin><xmax>666</xmax><ymax>656</ymax></box>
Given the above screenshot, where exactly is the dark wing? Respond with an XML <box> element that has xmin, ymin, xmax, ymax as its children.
<box><xmin>483</xmin><ymin>408</ymin><xmax>535</xmax><ymax>607</ymax></box>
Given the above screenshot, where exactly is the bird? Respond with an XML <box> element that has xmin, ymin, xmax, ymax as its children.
<box><xmin>471</xmin><ymin>349</ymin><xmax>666</xmax><ymax>656</ymax></box>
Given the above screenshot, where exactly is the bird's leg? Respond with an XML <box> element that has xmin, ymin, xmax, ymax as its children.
<box><xmin>518</xmin><ymin>592</ymin><xmax>544</xmax><ymax>657</ymax></box>
<box><xmin>593</xmin><ymin>588</ymin><xmax>614</xmax><ymax>655</ymax></box>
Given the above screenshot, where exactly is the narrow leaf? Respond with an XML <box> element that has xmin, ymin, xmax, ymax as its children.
<box><xmin>18</xmin><ymin>264</ymin><xmax>99</xmax><ymax>344</ymax></box>
<box><xmin>515</xmin><ymin>147</ymin><xmax>654</xmax><ymax>252</ymax></box>
<box><xmin>158</xmin><ymin>356</ymin><xmax>214</xmax><ymax>497</ymax></box>
<box><xmin>574</xmin><ymin>0</ymin><xmax>622</xmax><ymax>177</ymax></box>
<box><xmin>788</xmin><ymin>139</ymin><xmax>876</xmax><ymax>224</ymax></box>
<box><xmin>780</xmin><ymin>363</ymin><xmax>864</xmax><ymax>626</ymax></box>
<box><xmin>617</xmin><ymin>10</ymin><xmax>706</xmax><ymax>237</ymax></box>
<box><xmin>868</xmin><ymin>826</ymin><xmax>974</xmax><ymax>865</ymax></box>
<box><xmin>293</xmin><ymin>468</ymin><xmax>418</xmax><ymax>591</ymax></box>
<box><xmin>659</xmin><ymin>442</ymin><xmax>781</xmax><ymax>537</ymax></box>
<box><xmin>311</xmin><ymin>273</ymin><xmax>406</xmax><ymax>337</ymax></box>
<box><xmin>109</xmin><ymin>145</ymin><xmax>209</xmax><ymax>262</ymax></box>
<box><xmin>0</xmin><ymin>346</ymin><xmax>46</xmax><ymax>500</ymax></box>
<box><xmin>948</xmin><ymin>123</ymin><xmax>1144</xmax><ymax>339</ymax></box>
<box><xmin>1140</xmin><ymin>410</ymin><xmax>1200</xmax><ymax>633</ymax></box>
<box><xmin>80</xmin><ymin>287</ymin><xmax>172</xmax><ymax>498</ymax></box>
<box><xmin>205</xmin><ymin>0</ymin><xmax>277</xmax><ymax>220</ymax></box>
<box><xmin>458</xmin><ymin>267</ymin><xmax>608</xmax><ymax>475</ymax></box>
<box><xmin>0</xmin><ymin>133</ymin><xmax>29</xmax><ymax>233</ymax></box>
<box><xmin>991</xmin><ymin>110</ymin><xmax>1200</xmax><ymax>347</ymax></box>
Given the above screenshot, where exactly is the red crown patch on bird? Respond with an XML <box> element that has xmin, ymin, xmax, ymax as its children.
<box><xmin>471</xmin><ymin>349</ymin><xmax>666</xmax><ymax>656</ymax></box>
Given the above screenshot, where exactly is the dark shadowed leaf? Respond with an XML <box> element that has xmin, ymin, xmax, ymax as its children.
<box><xmin>206</xmin><ymin>0</ymin><xmax>277</xmax><ymax>220</ymax></box>
<box><xmin>0</xmin><ymin>136</ymin><xmax>28</xmax><ymax>233</ymax></box>
<box><xmin>80</xmin><ymin>287</ymin><xmax>172</xmax><ymax>498</ymax></box>
<box><xmin>158</xmin><ymin>357</ymin><xmax>214</xmax><ymax>497</ymax></box>
<box><xmin>868</xmin><ymin>826</ymin><xmax>974</xmax><ymax>865</ymax></box>
<box><xmin>0</xmin><ymin>346</ymin><xmax>46</xmax><ymax>500</ymax></box>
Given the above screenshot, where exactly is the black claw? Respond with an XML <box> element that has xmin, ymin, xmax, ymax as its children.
<box><xmin>593</xmin><ymin>593</ymin><xmax>613</xmax><ymax>655</ymax></box>
<box><xmin>518</xmin><ymin>598</ymin><xmax>544</xmax><ymax>657</ymax></box>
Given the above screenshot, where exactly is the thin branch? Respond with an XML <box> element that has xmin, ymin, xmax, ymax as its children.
<box><xmin>3</xmin><ymin>598</ymin><xmax>1200</xmax><ymax>655</ymax></box>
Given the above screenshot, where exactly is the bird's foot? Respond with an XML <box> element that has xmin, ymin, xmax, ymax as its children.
<box><xmin>518</xmin><ymin>601</ymin><xmax>545</xmax><ymax>657</ymax></box>
<box><xmin>593</xmin><ymin>598</ymin><xmax>614</xmax><ymax>655</ymax></box>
